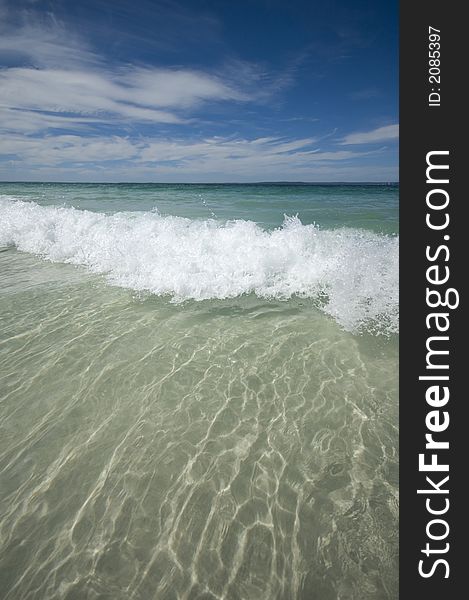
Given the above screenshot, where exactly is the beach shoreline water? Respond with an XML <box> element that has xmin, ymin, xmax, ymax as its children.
<box><xmin>0</xmin><ymin>183</ymin><xmax>398</xmax><ymax>599</ymax></box>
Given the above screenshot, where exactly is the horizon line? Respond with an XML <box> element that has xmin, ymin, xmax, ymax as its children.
<box><xmin>0</xmin><ymin>180</ymin><xmax>400</xmax><ymax>185</ymax></box>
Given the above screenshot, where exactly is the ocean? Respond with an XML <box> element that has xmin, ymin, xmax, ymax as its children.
<box><xmin>0</xmin><ymin>183</ymin><xmax>398</xmax><ymax>599</ymax></box>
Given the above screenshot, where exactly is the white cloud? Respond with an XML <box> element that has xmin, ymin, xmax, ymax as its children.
<box><xmin>0</xmin><ymin>14</ymin><xmax>246</xmax><ymax>134</ymax></box>
<box><xmin>339</xmin><ymin>124</ymin><xmax>399</xmax><ymax>145</ymax></box>
<box><xmin>0</xmin><ymin>107</ymin><xmax>105</xmax><ymax>134</ymax></box>
<box><xmin>0</xmin><ymin>135</ymin><xmax>140</xmax><ymax>165</ymax></box>
<box><xmin>120</xmin><ymin>67</ymin><xmax>245</xmax><ymax>108</ymax></box>
<box><xmin>0</xmin><ymin>21</ymin><xmax>99</xmax><ymax>69</ymax></box>
<box><xmin>0</xmin><ymin>133</ymin><xmax>388</xmax><ymax>182</ymax></box>
<box><xmin>0</xmin><ymin>158</ymin><xmax>398</xmax><ymax>183</ymax></box>
<box><xmin>0</xmin><ymin>9</ymin><xmax>397</xmax><ymax>182</ymax></box>
<box><xmin>0</xmin><ymin>65</ymin><xmax>243</xmax><ymax>130</ymax></box>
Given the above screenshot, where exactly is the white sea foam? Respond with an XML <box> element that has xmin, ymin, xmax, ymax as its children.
<box><xmin>0</xmin><ymin>197</ymin><xmax>398</xmax><ymax>334</ymax></box>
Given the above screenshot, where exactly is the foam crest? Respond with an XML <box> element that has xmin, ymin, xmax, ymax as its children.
<box><xmin>0</xmin><ymin>197</ymin><xmax>398</xmax><ymax>334</ymax></box>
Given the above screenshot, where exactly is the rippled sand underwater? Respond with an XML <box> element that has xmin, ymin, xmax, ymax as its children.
<box><xmin>0</xmin><ymin>249</ymin><xmax>398</xmax><ymax>600</ymax></box>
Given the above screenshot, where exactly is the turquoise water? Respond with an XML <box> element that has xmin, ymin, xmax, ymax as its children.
<box><xmin>0</xmin><ymin>183</ymin><xmax>398</xmax><ymax>599</ymax></box>
<box><xmin>0</xmin><ymin>182</ymin><xmax>398</xmax><ymax>233</ymax></box>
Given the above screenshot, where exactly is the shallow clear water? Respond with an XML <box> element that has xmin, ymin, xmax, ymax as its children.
<box><xmin>0</xmin><ymin>183</ymin><xmax>398</xmax><ymax>599</ymax></box>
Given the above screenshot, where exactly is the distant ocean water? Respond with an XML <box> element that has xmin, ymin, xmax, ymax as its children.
<box><xmin>0</xmin><ymin>183</ymin><xmax>398</xmax><ymax>599</ymax></box>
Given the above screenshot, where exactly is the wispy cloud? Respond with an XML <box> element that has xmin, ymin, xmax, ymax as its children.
<box><xmin>0</xmin><ymin>63</ymin><xmax>247</xmax><ymax>133</ymax></box>
<box><xmin>0</xmin><ymin>134</ymin><xmax>386</xmax><ymax>179</ymax></box>
<box><xmin>0</xmin><ymin>10</ymin><xmax>250</xmax><ymax>135</ymax></box>
<box><xmin>0</xmin><ymin>159</ymin><xmax>398</xmax><ymax>184</ymax></box>
<box><xmin>0</xmin><ymin>135</ymin><xmax>140</xmax><ymax>164</ymax></box>
<box><xmin>0</xmin><ymin>3</ymin><xmax>397</xmax><ymax>182</ymax></box>
<box><xmin>339</xmin><ymin>124</ymin><xmax>399</xmax><ymax>145</ymax></box>
<box><xmin>0</xmin><ymin>16</ymin><xmax>99</xmax><ymax>69</ymax></box>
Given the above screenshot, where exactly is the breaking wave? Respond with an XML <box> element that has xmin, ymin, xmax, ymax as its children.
<box><xmin>0</xmin><ymin>197</ymin><xmax>398</xmax><ymax>334</ymax></box>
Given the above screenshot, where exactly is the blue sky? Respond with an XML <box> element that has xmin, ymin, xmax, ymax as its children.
<box><xmin>0</xmin><ymin>0</ymin><xmax>398</xmax><ymax>182</ymax></box>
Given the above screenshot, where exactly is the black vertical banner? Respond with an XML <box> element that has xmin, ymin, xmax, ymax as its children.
<box><xmin>400</xmin><ymin>1</ymin><xmax>464</xmax><ymax>596</ymax></box>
